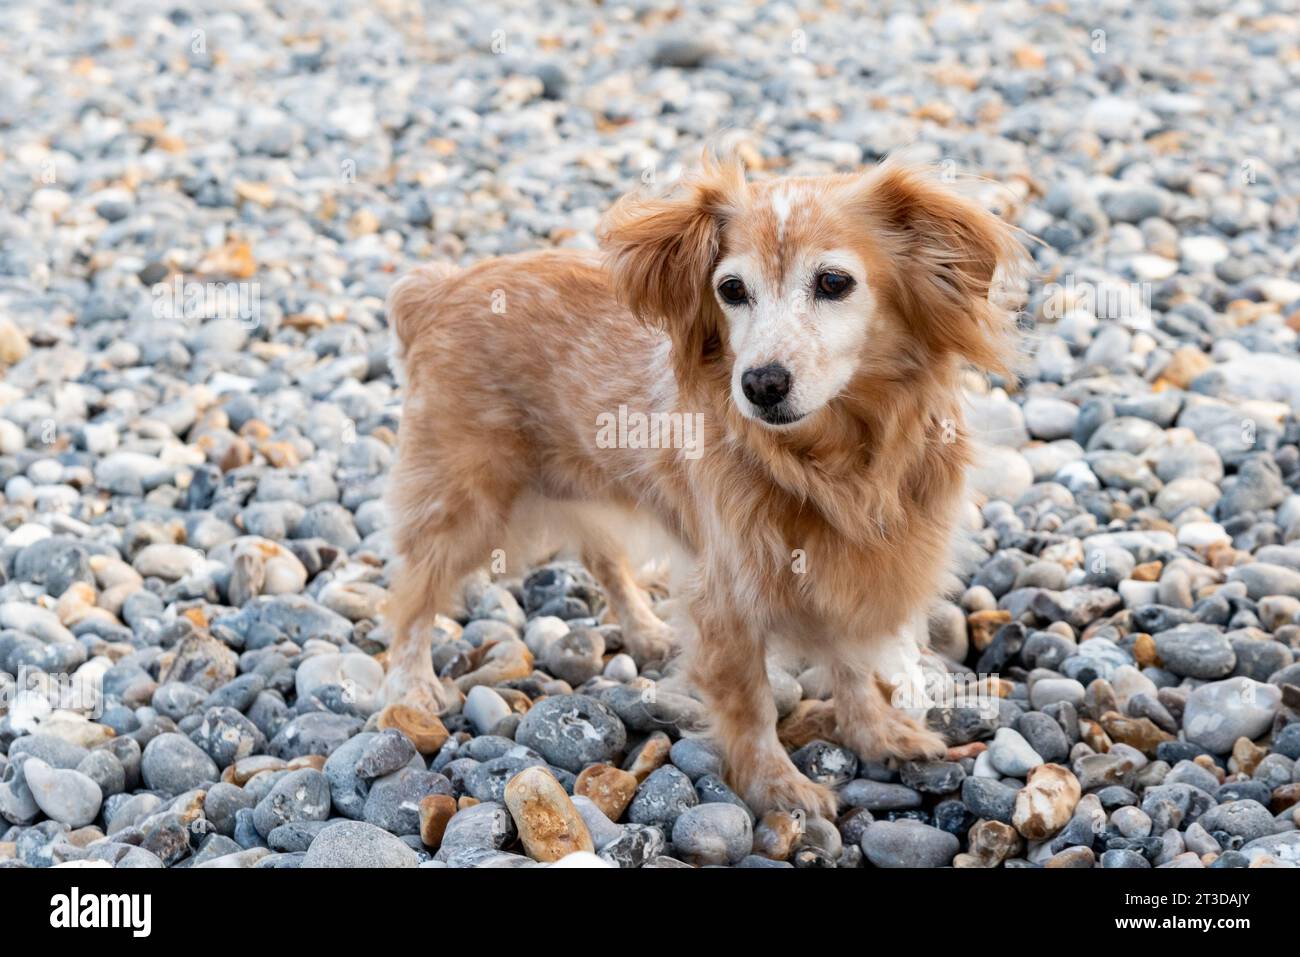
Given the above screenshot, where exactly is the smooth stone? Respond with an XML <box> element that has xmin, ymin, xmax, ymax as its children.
<box><xmin>266</xmin><ymin>821</ymin><xmax>331</xmax><ymax>853</ymax></box>
<box><xmin>141</xmin><ymin>733</ymin><xmax>220</xmax><ymax>795</ymax></box>
<box><xmin>1183</xmin><ymin>677</ymin><xmax>1281</xmax><ymax>753</ymax></box>
<box><xmin>463</xmin><ymin>686</ymin><xmax>513</xmax><ymax>736</ymax></box>
<box><xmin>363</xmin><ymin>767</ymin><xmax>454</xmax><ymax>835</ymax></box>
<box><xmin>1015</xmin><ymin>711</ymin><xmax>1071</xmax><ymax>764</ymax></box>
<box><xmin>1100</xmin><ymin>848</ymin><xmax>1149</xmax><ymax>868</ymax></box>
<box><xmin>960</xmin><ymin>778</ymin><xmax>1019</xmax><ymax>824</ymax></box>
<box><xmin>988</xmin><ymin>727</ymin><xmax>1044</xmax><ymax>777</ymax></box>
<box><xmin>899</xmin><ymin>760</ymin><xmax>966</xmax><ymax>794</ymax></box>
<box><xmin>861</xmin><ymin>820</ymin><xmax>959</xmax><ymax>868</ymax></box>
<box><xmin>668</xmin><ymin>738</ymin><xmax>722</xmax><ymax>781</ymax></box>
<box><xmin>574</xmin><ymin>764</ymin><xmax>638</xmax><ymax>821</ymax></box>
<box><xmin>1013</xmin><ymin>764</ymin><xmax>1081</xmax><ymax>839</ymax></box>
<box><xmin>269</xmin><ymin>712</ymin><xmax>365</xmax><ymax>760</ymax></box>
<box><xmin>542</xmin><ymin>628</ymin><xmax>605</xmax><ymax>685</ymax></box>
<box><xmin>189</xmin><ymin>707</ymin><xmax>266</xmax><ymax>769</ymax></box>
<box><xmin>301</xmin><ymin>820</ymin><xmax>419</xmax><ymax>868</ymax></box>
<box><xmin>322</xmin><ymin>732</ymin><xmax>377</xmax><ymax>819</ymax></box>
<box><xmin>1029</xmin><ymin>678</ymin><xmax>1087</xmax><ymax>709</ymax></box>
<box><xmin>252</xmin><ymin>768</ymin><xmax>331</xmax><ymax>838</ymax></box>
<box><xmin>570</xmin><ymin>795</ymin><xmax>624</xmax><ymax>850</ymax></box>
<box><xmin>355</xmin><ymin>728</ymin><xmax>418</xmax><ymax>780</ymax></box>
<box><xmin>1197</xmin><ymin>799</ymin><xmax>1276</xmax><ymax>842</ymax></box>
<box><xmin>515</xmin><ymin>695</ymin><xmax>627</xmax><ymax>772</ymax></box>
<box><xmin>839</xmin><ymin>780</ymin><xmax>923</xmax><ymax>812</ymax></box>
<box><xmin>1154</xmin><ymin>625</ymin><xmax>1236</xmax><ymax>678</ymax></box>
<box><xmin>418</xmin><ymin>794</ymin><xmax>457</xmax><ymax>849</ymax></box>
<box><xmin>7</xmin><ymin>735</ymin><xmax>89</xmax><ymax>770</ymax></box>
<box><xmin>503</xmin><ymin>766</ymin><xmax>593</xmax><ymax>862</ymax></box>
<box><xmin>1229</xmin><ymin>564</ymin><xmax>1300</xmax><ymax>601</ymax></box>
<box><xmin>1023</xmin><ymin>397</ymin><xmax>1080</xmax><ymax>441</ymax></box>
<box><xmin>791</xmin><ymin>740</ymin><xmax>858</xmax><ymax>787</ymax></box>
<box><xmin>671</xmin><ymin>803</ymin><xmax>753</xmax><ymax>866</ymax></box>
<box><xmin>22</xmin><ymin>758</ymin><xmax>102</xmax><ymax>827</ymax></box>
<box><xmin>294</xmin><ymin>652</ymin><xmax>383</xmax><ymax>704</ymax></box>
<box><xmin>1111</xmin><ymin>805</ymin><xmax>1153</xmax><ymax>838</ymax></box>
<box><xmin>437</xmin><ymin>801</ymin><xmax>516</xmax><ymax>856</ymax></box>
<box><xmin>627</xmin><ymin>765</ymin><xmax>698</xmax><ymax>829</ymax></box>
<box><xmin>1239</xmin><ymin>831</ymin><xmax>1300</xmax><ymax>866</ymax></box>
<box><xmin>598</xmin><ymin>822</ymin><xmax>666</xmax><ymax>868</ymax></box>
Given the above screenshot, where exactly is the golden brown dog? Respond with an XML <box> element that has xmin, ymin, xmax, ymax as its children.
<box><xmin>381</xmin><ymin>158</ymin><xmax>1026</xmax><ymax>816</ymax></box>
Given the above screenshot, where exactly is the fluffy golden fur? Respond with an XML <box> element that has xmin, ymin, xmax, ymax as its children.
<box><xmin>381</xmin><ymin>159</ymin><xmax>1027</xmax><ymax>816</ymax></box>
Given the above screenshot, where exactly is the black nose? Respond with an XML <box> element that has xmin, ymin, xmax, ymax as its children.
<box><xmin>741</xmin><ymin>363</ymin><xmax>792</xmax><ymax>408</ymax></box>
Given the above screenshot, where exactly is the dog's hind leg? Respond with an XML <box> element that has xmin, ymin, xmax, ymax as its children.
<box><xmin>576</xmin><ymin>525</ymin><xmax>675</xmax><ymax>668</ymax></box>
<box><xmin>382</xmin><ymin>454</ymin><xmax>518</xmax><ymax>715</ymax></box>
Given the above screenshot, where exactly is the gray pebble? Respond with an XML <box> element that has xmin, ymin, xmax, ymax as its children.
<box><xmin>302</xmin><ymin>820</ymin><xmax>419</xmax><ymax>868</ymax></box>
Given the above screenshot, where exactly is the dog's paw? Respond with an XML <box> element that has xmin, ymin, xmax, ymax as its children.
<box><xmin>737</xmin><ymin>765</ymin><xmax>837</xmax><ymax>820</ymax></box>
<box><xmin>841</xmin><ymin>713</ymin><xmax>948</xmax><ymax>763</ymax></box>
<box><xmin>621</xmin><ymin>619</ymin><xmax>678</xmax><ymax>670</ymax></box>
<box><xmin>382</xmin><ymin>672</ymin><xmax>456</xmax><ymax>716</ymax></box>
<box><xmin>883</xmin><ymin>722</ymin><xmax>949</xmax><ymax>762</ymax></box>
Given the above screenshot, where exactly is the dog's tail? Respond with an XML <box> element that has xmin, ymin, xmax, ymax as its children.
<box><xmin>384</xmin><ymin>261</ymin><xmax>460</xmax><ymax>386</ymax></box>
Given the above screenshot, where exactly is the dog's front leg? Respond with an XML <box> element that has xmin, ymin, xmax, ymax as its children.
<box><xmin>687</xmin><ymin>595</ymin><xmax>836</xmax><ymax>818</ymax></box>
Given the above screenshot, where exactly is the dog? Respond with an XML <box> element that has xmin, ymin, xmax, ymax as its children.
<box><xmin>380</xmin><ymin>157</ymin><xmax>1027</xmax><ymax>816</ymax></box>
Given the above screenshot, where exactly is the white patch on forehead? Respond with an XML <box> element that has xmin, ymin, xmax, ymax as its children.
<box><xmin>770</xmin><ymin>188</ymin><xmax>794</xmax><ymax>244</ymax></box>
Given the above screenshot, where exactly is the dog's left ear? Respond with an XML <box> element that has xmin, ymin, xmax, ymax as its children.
<box><xmin>858</xmin><ymin>165</ymin><xmax>1028</xmax><ymax>377</ymax></box>
<box><xmin>599</xmin><ymin>158</ymin><xmax>746</xmax><ymax>391</ymax></box>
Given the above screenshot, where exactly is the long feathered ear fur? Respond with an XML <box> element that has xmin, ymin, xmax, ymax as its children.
<box><xmin>859</xmin><ymin>164</ymin><xmax>1029</xmax><ymax>379</ymax></box>
<box><xmin>598</xmin><ymin>156</ymin><xmax>747</xmax><ymax>393</ymax></box>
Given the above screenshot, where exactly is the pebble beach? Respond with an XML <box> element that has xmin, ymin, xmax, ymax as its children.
<box><xmin>2</xmin><ymin>0</ymin><xmax>1300</xmax><ymax>870</ymax></box>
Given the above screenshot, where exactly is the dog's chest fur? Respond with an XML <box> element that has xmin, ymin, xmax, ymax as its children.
<box><xmin>583</xmin><ymin>403</ymin><xmax>972</xmax><ymax>641</ymax></box>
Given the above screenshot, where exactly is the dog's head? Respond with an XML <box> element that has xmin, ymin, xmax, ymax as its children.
<box><xmin>600</xmin><ymin>158</ymin><xmax>1027</xmax><ymax>427</ymax></box>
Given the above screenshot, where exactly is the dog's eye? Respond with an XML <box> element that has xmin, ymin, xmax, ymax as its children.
<box><xmin>717</xmin><ymin>278</ymin><xmax>748</xmax><ymax>305</ymax></box>
<box><xmin>815</xmin><ymin>271</ymin><xmax>854</xmax><ymax>299</ymax></box>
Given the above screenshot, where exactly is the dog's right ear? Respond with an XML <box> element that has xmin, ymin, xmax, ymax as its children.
<box><xmin>599</xmin><ymin>158</ymin><xmax>745</xmax><ymax>389</ymax></box>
